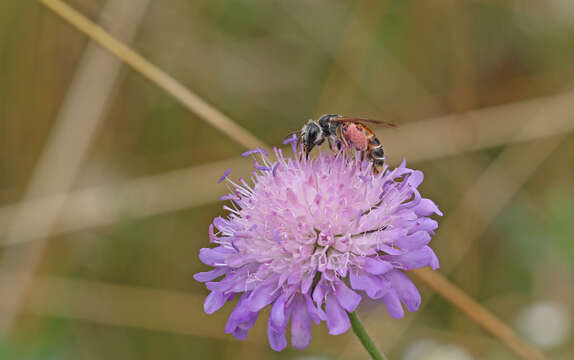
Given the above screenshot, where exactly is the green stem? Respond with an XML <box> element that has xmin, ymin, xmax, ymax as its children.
<box><xmin>348</xmin><ymin>311</ymin><xmax>388</xmax><ymax>360</ymax></box>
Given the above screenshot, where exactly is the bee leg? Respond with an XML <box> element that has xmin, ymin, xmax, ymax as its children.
<box><xmin>327</xmin><ymin>137</ymin><xmax>334</xmax><ymax>152</ymax></box>
<box><xmin>316</xmin><ymin>138</ymin><xmax>325</xmax><ymax>151</ymax></box>
<box><xmin>373</xmin><ymin>158</ymin><xmax>384</xmax><ymax>174</ymax></box>
<box><xmin>300</xmin><ymin>148</ymin><xmax>309</xmax><ymax>161</ymax></box>
<box><xmin>360</xmin><ymin>151</ymin><xmax>365</xmax><ymax>162</ymax></box>
<box><xmin>336</xmin><ymin>126</ymin><xmax>349</xmax><ymax>149</ymax></box>
<box><xmin>342</xmin><ymin>137</ymin><xmax>349</xmax><ymax>149</ymax></box>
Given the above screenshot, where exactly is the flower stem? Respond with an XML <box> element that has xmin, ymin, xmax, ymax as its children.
<box><xmin>348</xmin><ymin>311</ymin><xmax>388</xmax><ymax>360</ymax></box>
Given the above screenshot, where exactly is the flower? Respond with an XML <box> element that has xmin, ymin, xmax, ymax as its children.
<box><xmin>194</xmin><ymin>136</ymin><xmax>442</xmax><ymax>351</ymax></box>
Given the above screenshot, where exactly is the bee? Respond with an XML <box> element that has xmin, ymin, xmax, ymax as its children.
<box><xmin>299</xmin><ymin>114</ymin><xmax>396</xmax><ymax>173</ymax></box>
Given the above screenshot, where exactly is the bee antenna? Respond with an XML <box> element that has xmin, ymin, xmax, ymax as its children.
<box><xmin>283</xmin><ymin>130</ymin><xmax>299</xmax><ymax>141</ymax></box>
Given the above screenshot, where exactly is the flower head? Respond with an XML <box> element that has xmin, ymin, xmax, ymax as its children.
<box><xmin>194</xmin><ymin>137</ymin><xmax>442</xmax><ymax>351</ymax></box>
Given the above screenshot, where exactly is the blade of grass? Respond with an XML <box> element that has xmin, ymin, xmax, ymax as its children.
<box><xmin>412</xmin><ymin>268</ymin><xmax>548</xmax><ymax>360</ymax></box>
<box><xmin>38</xmin><ymin>0</ymin><xmax>268</xmax><ymax>151</ymax></box>
<box><xmin>0</xmin><ymin>0</ymin><xmax>153</xmax><ymax>335</ymax></box>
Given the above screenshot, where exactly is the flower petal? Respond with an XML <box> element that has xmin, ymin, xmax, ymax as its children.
<box><xmin>225</xmin><ymin>294</ymin><xmax>252</xmax><ymax>332</ymax></box>
<box><xmin>414</xmin><ymin>198</ymin><xmax>443</xmax><ymax>216</ymax></box>
<box><xmin>237</xmin><ymin>312</ymin><xmax>258</xmax><ymax>330</ymax></box>
<box><xmin>312</xmin><ymin>279</ymin><xmax>328</xmax><ymax>305</ymax></box>
<box><xmin>206</xmin><ymin>277</ymin><xmax>233</xmax><ymax>293</ymax></box>
<box><xmin>387</xmin><ymin>271</ymin><xmax>421</xmax><ymax>312</ymax></box>
<box><xmin>270</xmin><ymin>293</ymin><xmax>287</xmax><ymax>330</ymax></box>
<box><xmin>226</xmin><ymin>310</ymin><xmax>259</xmax><ymax>339</ymax></box>
<box><xmin>398</xmin><ymin>189</ymin><xmax>422</xmax><ymax>211</ymax></box>
<box><xmin>268</xmin><ymin>325</ymin><xmax>287</xmax><ymax>351</ymax></box>
<box><xmin>291</xmin><ymin>298</ymin><xmax>312</xmax><ymax>350</ymax></box>
<box><xmin>325</xmin><ymin>295</ymin><xmax>350</xmax><ymax>335</ymax></box>
<box><xmin>412</xmin><ymin>218</ymin><xmax>438</xmax><ymax>233</ymax></box>
<box><xmin>382</xmin><ymin>246</ymin><xmax>435</xmax><ymax>270</ymax></box>
<box><xmin>203</xmin><ymin>291</ymin><xmax>228</xmax><ymax>314</ymax></box>
<box><xmin>363</xmin><ymin>257</ymin><xmax>394</xmax><ymax>275</ymax></box>
<box><xmin>305</xmin><ymin>293</ymin><xmax>325</xmax><ymax>323</ymax></box>
<box><xmin>382</xmin><ymin>291</ymin><xmax>404</xmax><ymax>318</ymax></box>
<box><xmin>248</xmin><ymin>280</ymin><xmax>279</xmax><ymax>312</ymax></box>
<box><xmin>429</xmin><ymin>248</ymin><xmax>440</xmax><ymax>270</ymax></box>
<box><xmin>395</xmin><ymin>231</ymin><xmax>431</xmax><ymax>251</ymax></box>
<box><xmin>193</xmin><ymin>268</ymin><xmax>226</xmax><ymax>282</ymax></box>
<box><xmin>199</xmin><ymin>247</ymin><xmax>231</xmax><ymax>266</ymax></box>
<box><xmin>334</xmin><ymin>279</ymin><xmax>362</xmax><ymax>312</ymax></box>
<box><xmin>268</xmin><ymin>302</ymin><xmax>288</xmax><ymax>352</ymax></box>
<box><xmin>350</xmin><ymin>271</ymin><xmax>390</xmax><ymax>299</ymax></box>
<box><xmin>301</xmin><ymin>271</ymin><xmax>315</xmax><ymax>294</ymax></box>
<box><xmin>408</xmin><ymin>170</ymin><xmax>424</xmax><ymax>188</ymax></box>
<box><xmin>232</xmin><ymin>328</ymin><xmax>249</xmax><ymax>340</ymax></box>
<box><xmin>208</xmin><ymin>223</ymin><xmax>217</xmax><ymax>243</ymax></box>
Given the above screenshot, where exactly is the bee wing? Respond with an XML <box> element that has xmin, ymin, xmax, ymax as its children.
<box><xmin>334</xmin><ymin>117</ymin><xmax>397</xmax><ymax>128</ymax></box>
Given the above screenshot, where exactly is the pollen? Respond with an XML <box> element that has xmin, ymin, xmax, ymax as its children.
<box><xmin>343</xmin><ymin>123</ymin><xmax>368</xmax><ymax>151</ymax></box>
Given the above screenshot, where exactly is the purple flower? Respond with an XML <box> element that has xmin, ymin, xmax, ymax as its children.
<box><xmin>194</xmin><ymin>140</ymin><xmax>442</xmax><ymax>351</ymax></box>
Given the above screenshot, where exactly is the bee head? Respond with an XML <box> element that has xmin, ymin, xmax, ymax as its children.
<box><xmin>301</xmin><ymin>120</ymin><xmax>323</xmax><ymax>156</ymax></box>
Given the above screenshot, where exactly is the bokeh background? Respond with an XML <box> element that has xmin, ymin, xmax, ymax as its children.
<box><xmin>1</xmin><ymin>0</ymin><xmax>574</xmax><ymax>359</ymax></box>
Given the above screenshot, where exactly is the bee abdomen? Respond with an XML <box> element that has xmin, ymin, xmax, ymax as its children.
<box><xmin>372</xmin><ymin>146</ymin><xmax>384</xmax><ymax>158</ymax></box>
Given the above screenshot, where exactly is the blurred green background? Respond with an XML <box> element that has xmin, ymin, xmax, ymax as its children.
<box><xmin>1</xmin><ymin>0</ymin><xmax>574</xmax><ymax>359</ymax></box>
